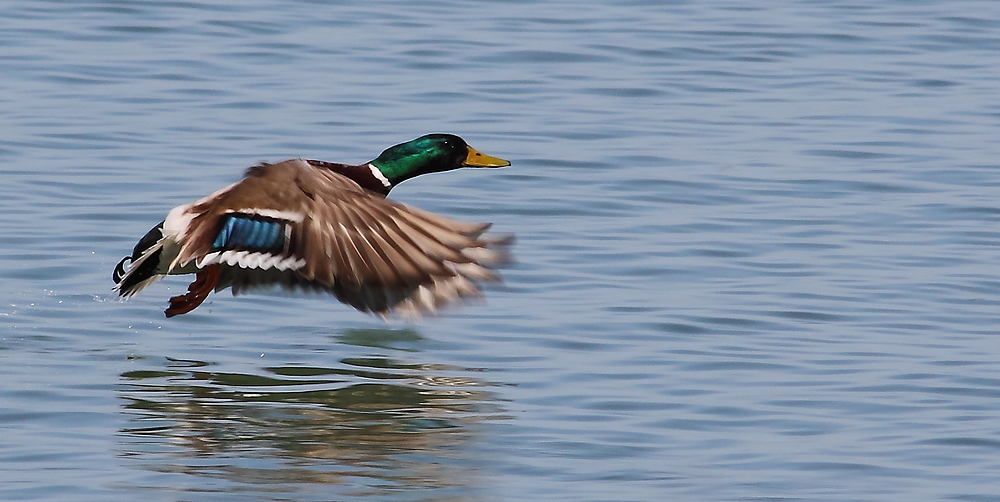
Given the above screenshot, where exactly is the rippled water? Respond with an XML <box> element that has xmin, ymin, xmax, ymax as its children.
<box><xmin>3</xmin><ymin>1</ymin><xmax>1000</xmax><ymax>501</ymax></box>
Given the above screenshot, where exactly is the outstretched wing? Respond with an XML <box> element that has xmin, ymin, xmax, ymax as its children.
<box><xmin>169</xmin><ymin>159</ymin><xmax>509</xmax><ymax>318</ymax></box>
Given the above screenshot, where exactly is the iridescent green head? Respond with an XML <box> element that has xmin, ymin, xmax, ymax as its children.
<box><xmin>370</xmin><ymin>133</ymin><xmax>510</xmax><ymax>186</ymax></box>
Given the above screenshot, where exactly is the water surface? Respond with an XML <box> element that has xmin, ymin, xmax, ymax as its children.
<box><xmin>3</xmin><ymin>1</ymin><xmax>1000</xmax><ymax>501</ymax></box>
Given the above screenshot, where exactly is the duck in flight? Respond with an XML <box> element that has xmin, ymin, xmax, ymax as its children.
<box><xmin>112</xmin><ymin>134</ymin><xmax>512</xmax><ymax>319</ymax></box>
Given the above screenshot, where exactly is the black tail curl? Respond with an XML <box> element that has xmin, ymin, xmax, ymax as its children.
<box><xmin>113</xmin><ymin>220</ymin><xmax>166</xmax><ymax>294</ymax></box>
<box><xmin>113</xmin><ymin>256</ymin><xmax>131</xmax><ymax>283</ymax></box>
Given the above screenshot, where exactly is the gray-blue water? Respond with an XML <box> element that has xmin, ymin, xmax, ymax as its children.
<box><xmin>3</xmin><ymin>1</ymin><xmax>1000</xmax><ymax>500</ymax></box>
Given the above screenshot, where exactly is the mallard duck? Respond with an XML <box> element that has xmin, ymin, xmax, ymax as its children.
<box><xmin>112</xmin><ymin>133</ymin><xmax>512</xmax><ymax>319</ymax></box>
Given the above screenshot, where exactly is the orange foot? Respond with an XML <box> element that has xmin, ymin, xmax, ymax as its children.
<box><xmin>165</xmin><ymin>264</ymin><xmax>221</xmax><ymax>318</ymax></box>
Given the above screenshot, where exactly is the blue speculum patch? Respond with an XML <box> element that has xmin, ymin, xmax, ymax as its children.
<box><xmin>213</xmin><ymin>214</ymin><xmax>285</xmax><ymax>253</ymax></box>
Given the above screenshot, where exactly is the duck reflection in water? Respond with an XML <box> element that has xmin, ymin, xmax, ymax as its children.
<box><xmin>117</xmin><ymin>327</ymin><xmax>506</xmax><ymax>499</ymax></box>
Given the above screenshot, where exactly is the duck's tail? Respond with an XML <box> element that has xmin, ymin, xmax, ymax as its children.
<box><xmin>113</xmin><ymin>220</ymin><xmax>167</xmax><ymax>297</ymax></box>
